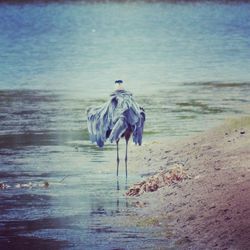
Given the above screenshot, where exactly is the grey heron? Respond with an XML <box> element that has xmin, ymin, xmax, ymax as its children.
<box><xmin>87</xmin><ymin>80</ymin><xmax>145</xmax><ymax>177</ymax></box>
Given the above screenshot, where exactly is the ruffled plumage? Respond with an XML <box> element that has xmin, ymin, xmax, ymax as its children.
<box><xmin>87</xmin><ymin>90</ymin><xmax>145</xmax><ymax>147</ymax></box>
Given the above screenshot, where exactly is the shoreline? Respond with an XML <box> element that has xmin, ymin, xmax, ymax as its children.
<box><xmin>120</xmin><ymin>116</ymin><xmax>250</xmax><ymax>249</ymax></box>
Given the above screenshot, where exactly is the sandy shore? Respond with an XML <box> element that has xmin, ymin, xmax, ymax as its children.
<box><xmin>122</xmin><ymin>116</ymin><xmax>250</xmax><ymax>249</ymax></box>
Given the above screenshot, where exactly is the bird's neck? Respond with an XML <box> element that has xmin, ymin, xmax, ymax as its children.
<box><xmin>115</xmin><ymin>84</ymin><xmax>125</xmax><ymax>91</ymax></box>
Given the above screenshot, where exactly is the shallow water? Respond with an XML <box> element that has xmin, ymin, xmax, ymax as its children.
<box><xmin>1</xmin><ymin>1</ymin><xmax>250</xmax><ymax>249</ymax></box>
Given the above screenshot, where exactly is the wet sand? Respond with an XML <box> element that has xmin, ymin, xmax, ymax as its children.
<box><xmin>118</xmin><ymin>116</ymin><xmax>250</xmax><ymax>249</ymax></box>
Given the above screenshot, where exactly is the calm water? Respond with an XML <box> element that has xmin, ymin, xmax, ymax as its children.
<box><xmin>1</xmin><ymin>1</ymin><xmax>250</xmax><ymax>249</ymax></box>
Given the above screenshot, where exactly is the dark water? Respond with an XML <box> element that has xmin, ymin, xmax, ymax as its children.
<box><xmin>1</xmin><ymin>1</ymin><xmax>250</xmax><ymax>249</ymax></box>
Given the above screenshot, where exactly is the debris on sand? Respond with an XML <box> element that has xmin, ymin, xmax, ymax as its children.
<box><xmin>126</xmin><ymin>164</ymin><xmax>189</xmax><ymax>196</ymax></box>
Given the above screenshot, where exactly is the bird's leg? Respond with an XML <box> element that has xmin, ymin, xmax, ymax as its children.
<box><xmin>116</xmin><ymin>140</ymin><xmax>120</xmax><ymax>176</ymax></box>
<box><xmin>125</xmin><ymin>139</ymin><xmax>128</xmax><ymax>179</ymax></box>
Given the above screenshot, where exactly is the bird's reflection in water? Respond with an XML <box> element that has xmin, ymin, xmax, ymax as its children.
<box><xmin>116</xmin><ymin>179</ymin><xmax>120</xmax><ymax>191</ymax></box>
<box><xmin>115</xmin><ymin>190</ymin><xmax>129</xmax><ymax>214</ymax></box>
<box><xmin>90</xmin><ymin>189</ymin><xmax>128</xmax><ymax>217</ymax></box>
<box><xmin>116</xmin><ymin>175</ymin><xmax>128</xmax><ymax>191</ymax></box>
<box><xmin>116</xmin><ymin>179</ymin><xmax>129</xmax><ymax>214</ymax></box>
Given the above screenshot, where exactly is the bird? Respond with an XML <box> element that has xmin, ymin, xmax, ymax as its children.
<box><xmin>87</xmin><ymin>80</ymin><xmax>145</xmax><ymax>177</ymax></box>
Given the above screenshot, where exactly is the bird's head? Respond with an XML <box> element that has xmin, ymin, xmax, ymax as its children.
<box><xmin>115</xmin><ymin>80</ymin><xmax>124</xmax><ymax>90</ymax></box>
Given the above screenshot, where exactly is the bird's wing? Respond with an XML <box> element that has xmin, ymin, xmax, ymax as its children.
<box><xmin>132</xmin><ymin>107</ymin><xmax>146</xmax><ymax>145</ymax></box>
<box><xmin>125</xmin><ymin>96</ymin><xmax>142</xmax><ymax>125</ymax></box>
<box><xmin>87</xmin><ymin>101</ymin><xmax>113</xmax><ymax>147</ymax></box>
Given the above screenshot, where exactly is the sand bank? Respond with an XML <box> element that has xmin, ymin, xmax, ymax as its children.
<box><xmin>123</xmin><ymin>116</ymin><xmax>250</xmax><ymax>249</ymax></box>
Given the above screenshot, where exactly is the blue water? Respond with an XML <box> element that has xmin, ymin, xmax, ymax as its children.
<box><xmin>1</xmin><ymin>2</ymin><xmax>250</xmax><ymax>93</ymax></box>
<box><xmin>0</xmin><ymin>1</ymin><xmax>250</xmax><ymax>249</ymax></box>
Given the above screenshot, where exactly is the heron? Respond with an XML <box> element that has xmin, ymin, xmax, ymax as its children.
<box><xmin>86</xmin><ymin>80</ymin><xmax>145</xmax><ymax>177</ymax></box>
